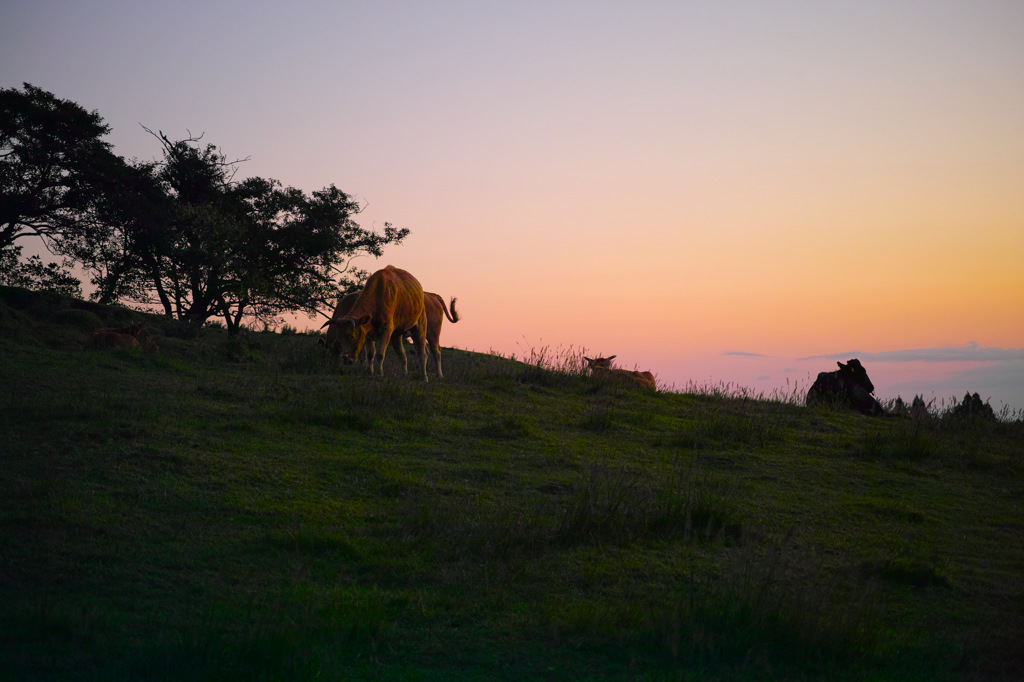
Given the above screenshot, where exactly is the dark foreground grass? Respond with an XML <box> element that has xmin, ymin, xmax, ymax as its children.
<box><xmin>2</xmin><ymin>287</ymin><xmax>1023</xmax><ymax>681</ymax></box>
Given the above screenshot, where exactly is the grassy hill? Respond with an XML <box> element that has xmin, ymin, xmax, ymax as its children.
<box><xmin>2</xmin><ymin>286</ymin><xmax>1023</xmax><ymax>681</ymax></box>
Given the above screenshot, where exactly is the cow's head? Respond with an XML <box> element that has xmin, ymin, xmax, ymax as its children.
<box><xmin>584</xmin><ymin>355</ymin><xmax>617</xmax><ymax>371</ymax></box>
<box><xmin>837</xmin><ymin>359</ymin><xmax>874</xmax><ymax>394</ymax></box>
<box><xmin>318</xmin><ymin>318</ymin><xmax>367</xmax><ymax>364</ymax></box>
<box><xmin>331</xmin><ymin>316</ymin><xmax>371</xmax><ymax>364</ymax></box>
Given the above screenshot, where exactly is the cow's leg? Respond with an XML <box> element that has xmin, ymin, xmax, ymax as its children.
<box><xmin>428</xmin><ymin>337</ymin><xmax>442</xmax><ymax>379</ymax></box>
<box><xmin>426</xmin><ymin>323</ymin><xmax>443</xmax><ymax>378</ymax></box>
<box><xmin>364</xmin><ymin>340</ymin><xmax>377</xmax><ymax>367</ymax></box>
<box><xmin>851</xmin><ymin>386</ymin><xmax>885</xmax><ymax>416</ymax></box>
<box><xmin>413</xmin><ymin>313</ymin><xmax>429</xmax><ymax>381</ymax></box>
<box><xmin>430</xmin><ymin>342</ymin><xmax>443</xmax><ymax>379</ymax></box>
<box><xmin>373</xmin><ymin>329</ymin><xmax>393</xmax><ymax>377</ymax></box>
<box><xmin>390</xmin><ymin>330</ymin><xmax>410</xmax><ymax>376</ymax></box>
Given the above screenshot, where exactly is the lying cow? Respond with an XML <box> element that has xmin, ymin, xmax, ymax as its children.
<box><xmin>90</xmin><ymin>329</ymin><xmax>140</xmax><ymax>350</ymax></box>
<box><xmin>584</xmin><ymin>355</ymin><xmax>657</xmax><ymax>391</ymax></box>
<box><xmin>805</xmin><ymin>358</ymin><xmax>884</xmax><ymax>416</ymax></box>
<box><xmin>328</xmin><ymin>265</ymin><xmax>431</xmax><ymax>380</ymax></box>
<box><xmin>89</xmin><ymin>322</ymin><xmax>157</xmax><ymax>351</ymax></box>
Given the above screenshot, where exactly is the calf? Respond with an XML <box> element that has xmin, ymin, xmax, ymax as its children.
<box><xmin>584</xmin><ymin>355</ymin><xmax>657</xmax><ymax>391</ymax></box>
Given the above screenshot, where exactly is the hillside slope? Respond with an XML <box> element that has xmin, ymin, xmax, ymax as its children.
<box><xmin>2</xmin><ymin>286</ymin><xmax>1023</xmax><ymax>681</ymax></box>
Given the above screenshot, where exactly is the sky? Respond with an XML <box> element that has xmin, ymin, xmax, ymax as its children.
<box><xmin>4</xmin><ymin>1</ymin><xmax>1024</xmax><ymax>412</ymax></box>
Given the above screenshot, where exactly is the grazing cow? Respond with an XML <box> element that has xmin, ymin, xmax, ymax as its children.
<box><xmin>805</xmin><ymin>358</ymin><xmax>884</xmax><ymax>416</ymax></box>
<box><xmin>318</xmin><ymin>290</ymin><xmax>367</xmax><ymax>363</ymax></box>
<box><xmin>329</xmin><ymin>266</ymin><xmax>430</xmax><ymax>380</ymax></box>
<box><xmin>326</xmin><ymin>290</ymin><xmax>460</xmax><ymax>377</ymax></box>
<box><xmin>584</xmin><ymin>355</ymin><xmax>657</xmax><ymax>391</ymax></box>
<box><xmin>395</xmin><ymin>292</ymin><xmax>460</xmax><ymax>376</ymax></box>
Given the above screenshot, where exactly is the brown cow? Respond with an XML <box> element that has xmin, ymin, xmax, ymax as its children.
<box><xmin>89</xmin><ymin>322</ymin><xmax>156</xmax><ymax>351</ymax></box>
<box><xmin>584</xmin><ymin>355</ymin><xmax>657</xmax><ymax>391</ymax></box>
<box><xmin>391</xmin><ymin>292</ymin><xmax>459</xmax><ymax>377</ymax></box>
<box><xmin>90</xmin><ymin>329</ymin><xmax>141</xmax><ymax>350</ymax></box>
<box><xmin>330</xmin><ymin>266</ymin><xmax>430</xmax><ymax>380</ymax></box>
<box><xmin>325</xmin><ymin>289</ymin><xmax>460</xmax><ymax>377</ymax></box>
<box><xmin>318</xmin><ymin>290</ymin><xmax>367</xmax><ymax>363</ymax></box>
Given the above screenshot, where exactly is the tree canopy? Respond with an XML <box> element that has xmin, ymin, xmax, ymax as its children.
<box><xmin>1</xmin><ymin>85</ymin><xmax>410</xmax><ymax>333</ymax></box>
<box><xmin>0</xmin><ymin>83</ymin><xmax>120</xmax><ymax>253</ymax></box>
<box><xmin>0</xmin><ymin>244</ymin><xmax>82</xmax><ymax>297</ymax></box>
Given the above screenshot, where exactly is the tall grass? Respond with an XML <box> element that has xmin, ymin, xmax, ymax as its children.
<box><xmin>678</xmin><ymin>376</ymin><xmax>810</xmax><ymax>406</ymax></box>
<box><xmin>510</xmin><ymin>336</ymin><xmax>591</xmax><ymax>375</ymax></box>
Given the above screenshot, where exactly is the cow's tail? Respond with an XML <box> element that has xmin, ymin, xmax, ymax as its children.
<box><xmin>438</xmin><ymin>295</ymin><xmax>460</xmax><ymax>324</ymax></box>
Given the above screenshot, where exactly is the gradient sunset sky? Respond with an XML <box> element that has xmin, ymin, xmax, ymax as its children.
<box><xmin>4</xmin><ymin>2</ymin><xmax>1023</xmax><ymax>410</ymax></box>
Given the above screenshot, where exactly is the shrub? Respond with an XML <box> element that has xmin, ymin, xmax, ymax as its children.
<box><xmin>946</xmin><ymin>392</ymin><xmax>996</xmax><ymax>422</ymax></box>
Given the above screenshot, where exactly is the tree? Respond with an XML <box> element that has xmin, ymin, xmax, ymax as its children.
<box><xmin>0</xmin><ymin>244</ymin><xmax>82</xmax><ymax>297</ymax></box>
<box><xmin>76</xmin><ymin>130</ymin><xmax>409</xmax><ymax>333</ymax></box>
<box><xmin>1</xmin><ymin>85</ymin><xmax>409</xmax><ymax>331</ymax></box>
<box><xmin>0</xmin><ymin>83</ymin><xmax>133</xmax><ymax>293</ymax></box>
<box><xmin>0</xmin><ymin>83</ymin><xmax>119</xmax><ymax>253</ymax></box>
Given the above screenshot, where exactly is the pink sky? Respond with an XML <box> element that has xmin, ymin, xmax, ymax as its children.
<box><xmin>4</xmin><ymin>2</ymin><xmax>1023</xmax><ymax>411</ymax></box>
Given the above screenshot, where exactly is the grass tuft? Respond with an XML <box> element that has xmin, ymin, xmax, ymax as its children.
<box><xmin>861</xmin><ymin>556</ymin><xmax>952</xmax><ymax>588</ymax></box>
<box><xmin>555</xmin><ymin>461</ymin><xmax>742</xmax><ymax>546</ymax></box>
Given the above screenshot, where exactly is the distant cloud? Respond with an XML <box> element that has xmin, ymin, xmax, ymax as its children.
<box><xmin>889</xmin><ymin>362</ymin><xmax>1024</xmax><ymax>392</ymax></box>
<box><xmin>712</xmin><ymin>344</ymin><xmax>1024</xmax><ymax>411</ymax></box>
<box><xmin>884</xmin><ymin>362</ymin><xmax>1024</xmax><ymax>413</ymax></box>
<box><xmin>799</xmin><ymin>342</ymin><xmax>1024</xmax><ymax>363</ymax></box>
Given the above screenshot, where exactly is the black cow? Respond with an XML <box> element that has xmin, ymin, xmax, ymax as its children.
<box><xmin>806</xmin><ymin>358</ymin><xmax>885</xmax><ymax>416</ymax></box>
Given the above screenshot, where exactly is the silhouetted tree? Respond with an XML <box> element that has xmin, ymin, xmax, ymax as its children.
<box><xmin>0</xmin><ymin>244</ymin><xmax>82</xmax><ymax>297</ymax></box>
<box><xmin>948</xmin><ymin>393</ymin><xmax>996</xmax><ymax>421</ymax></box>
<box><xmin>74</xmin><ymin>129</ymin><xmax>409</xmax><ymax>333</ymax></box>
<box><xmin>3</xmin><ymin>85</ymin><xmax>408</xmax><ymax>332</ymax></box>
<box><xmin>0</xmin><ymin>83</ymin><xmax>121</xmax><ymax>255</ymax></box>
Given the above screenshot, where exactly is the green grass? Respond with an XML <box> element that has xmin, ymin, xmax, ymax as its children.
<box><xmin>2</xmin><ymin>286</ymin><xmax>1023</xmax><ymax>680</ymax></box>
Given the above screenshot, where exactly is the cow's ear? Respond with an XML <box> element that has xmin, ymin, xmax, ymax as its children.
<box><xmin>837</xmin><ymin>361</ymin><xmax>846</xmax><ymax>370</ymax></box>
<box><xmin>608</xmin><ymin>355</ymin><xmax>617</xmax><ymax>361</ymax></box>
<box><xmin>355</xmin><ymin>314</ymin><xmax>372</xmax><ymax>327</ymax></box>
